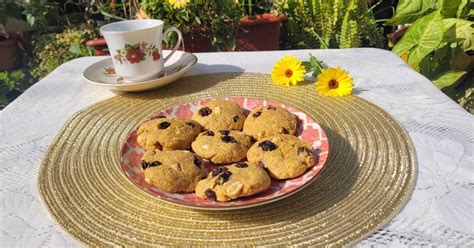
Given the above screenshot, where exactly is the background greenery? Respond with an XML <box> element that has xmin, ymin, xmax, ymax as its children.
<box><xmin>141</xmin><ymin>0</ymin><xmax>242</xmax><ymax>50</ymax></box>
<box><xmin>276</xmin><ymin>0</ymin><xmax>385</xmax><ymax>49</ymax></box>
<box><xmin>388</xmin><ymin>0</ymin><xmax>473</xmax><ymax>113</ymax></box>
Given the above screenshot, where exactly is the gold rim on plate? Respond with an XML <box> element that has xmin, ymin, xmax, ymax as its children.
<box><xmin>38</xmin><ymin>72</ymin><xmax>417</xmax><ymax>246</ymax></box>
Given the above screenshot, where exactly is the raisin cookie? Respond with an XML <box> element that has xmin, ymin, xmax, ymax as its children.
<box><xmin>243</xmin><ymin>105</ymin><xmax>297</xmax><ymax>140</ymax></box>
<box><xmin>191</xmin><ymin>130</ymin><xmax>253</xmax><ymax>164</ymax></box>
<box><xmin>247</xmin><ymin>134</ymin><xmax>315</xmax><ymax>180</ymax></box>
<box><xmin>192</xmin><ymin>99</ymin><xmax>246</xmax><ymax>131</ymax></box>
<box><xmin>195</xmin><ymin>162</ymin><xmax>271</xmax><ymax>201</ymax></box>
<box><xmin>137</xmin><ymin>117</ymin><xmax>201</xmax><ymax>151</ymax></box>
<box><xmin>141</xmin><ymin>150</ymin><xmax>206</xmax><ymax>193</ymax></box>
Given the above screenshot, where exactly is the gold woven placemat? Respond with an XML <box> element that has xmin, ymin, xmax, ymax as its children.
<box><xmin>38</xmin><ymin>72</ymin><xmax>416</xmax><ymax>246</ymax></box>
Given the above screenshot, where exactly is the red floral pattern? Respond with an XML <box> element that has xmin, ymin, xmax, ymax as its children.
<box><xmin>113</xmin><ymin>42</ymin><xmax>159</xmax><ymax>65</ymax></box>
<box><xmin>152</xmin><ymin>50</ymin><xmax>160</xmax><ymax>61</ymax></box>
<box><xmin>126</xmin><ymin>49</ymin><xmax>144</xmax><ymax>64</ymax></box>
<box><xmin>120</xmin><ymin>97</ymin><xmax>330</xmax><ymax>209</ymax></box>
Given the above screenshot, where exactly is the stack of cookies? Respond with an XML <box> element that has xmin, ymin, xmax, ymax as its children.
<box><xmin>136</xmin><ymin>99</ymin><xmax>316</xmax><ymax>202</ymax></box>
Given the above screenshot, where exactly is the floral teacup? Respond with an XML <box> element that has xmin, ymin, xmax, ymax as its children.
<box><xmin>100</xmin><ymin>19</ymin><xmax>182</xmax><ymax>83</ymax></box>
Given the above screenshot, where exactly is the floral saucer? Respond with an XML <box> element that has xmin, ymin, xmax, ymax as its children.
<box><xmin>83</xmin><ymin>50</ymin><xmax>197</xmax><ymax>92</ymax></box>
<box><xmin>120</xmin><ymin>97</ymin><xmax>330</xmax><ymax>210</ymax></box>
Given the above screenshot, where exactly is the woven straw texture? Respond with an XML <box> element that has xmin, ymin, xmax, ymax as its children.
<box><xmin>38</xmin><ymin>73</ymin><xmax>416</xmax><ymax>246</ymax></box>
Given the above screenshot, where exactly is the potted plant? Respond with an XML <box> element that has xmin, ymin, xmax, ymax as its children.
<box><xmin>0</xmin><ymin>2</ymin><xmax>23</xmax><ymax>70</ymax></box>
<box><xmin>141</xmin><ymin>0</ymin><xmax>241</xmax><ymax>52</ymax></box>
<box><xmin>84</xmin><ymin>0</ymin><xmax>141</xmax><ymax>55</ymax></box>
<box><xmin>234</xmin><ymin>0</ymin><xmax>286</xmax><ymax>51</ymax></box>
<box><xmin>85</xmin><ymin>0</ymin><xmax>286</xmax><ymax>53</ymax></box>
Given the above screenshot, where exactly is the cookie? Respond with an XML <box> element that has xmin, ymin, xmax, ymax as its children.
<box><xmin>137</xmin><ymin>117</ymin><xmax>201</xmax><ymax>151</ymax></box>
<box><xmin>247</xmin><ymin>134</ymin><xmax>315</xmax><ymax>180</ymax></box>
<box><xmin>243</xmin><ymin>105</ymin><xmax>297</xmax><ymax>140</ymax></box>
<box><xmin>192</xmin><ymin>99</ymin><xmax>246</xmax><ymax>131</ymax></box>
<box><xmin>141</xmin><ymin>150</ymin><xmax>206</xmax><ymax>193</ymax></box>
<box><xmin>195</xmin><ymin>162</ymin><xmax>271</xmax><ymax>201</ymax></box>
<box><xmin>191</xmin><ymin>130</ymin><xmax>253</xmax><ymax>164</ymax></box>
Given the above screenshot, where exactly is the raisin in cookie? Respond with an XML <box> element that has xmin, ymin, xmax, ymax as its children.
<box><xmin>247</xmin><ymin>134</ymin><xmax>315</xmax><ymax>180</ymax></box>
<box><xmin>191</xmin><ymin>130</ymin><xmax>253</xmax><ymax>164</ymax></box>
<box><xmin>141</xmin><ymin>150</ymin><xmax>206</xmax><ymax>193</ymax></box>
<box><xmin>137</xmin><ymin>117</ymin><xmax>201</xmax><ymax>151</ymax></box>
<box><xmin>243</xmin><ymin>105</ymin><xmax>297</xmax><ymax>140</ymax></box>
<box><xmin>192</xmin><ymin>99</ymin><xmax>246</xmax><ymax>131</ymax></box>
<box><xmin>195</xmin><ymin>162</ymin><xmax>271</xmax><ymax>201</ymax></box>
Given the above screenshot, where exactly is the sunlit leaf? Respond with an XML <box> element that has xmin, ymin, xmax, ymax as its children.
<box><xmin>432</xmin><ymin>70</ymin><xmax>466</xmax><ymax>89</ymax></box>
<box><xmin>0</xmin><ymin>72</ymin><xmax>7</xmax><ymax>81</ymax></box>
<box><xmin>68</xmin><ymin>43</ymin><xmax>83</xmax><ymax>55</ymax></box>
<box><xmin>443</xmin><ymin>18</ymin><xmax>474</xmax><ymax>51</ymax></box>
<box><xmin>386</xmin><ymin>0</ymin><xmax>436</xmax><ymax>26</ymax></box>
<box><xmin>438</xmin><ymin>0</ymin><xmax>462</xmax><ymax>18</ymax></box>
<box><xmin>393</xmin><ymin>11</ymin><xmax>444</xmax><ymax>66</ymax></box>
<box><xmin>457</xmin><ymin>0</ymin><xmax>469</xmax><ymax>18</ymax></box>
<box><xmin>418</xmin><ymin>43</ymin><xmax>452</xmax><ymax>78</ymax></box>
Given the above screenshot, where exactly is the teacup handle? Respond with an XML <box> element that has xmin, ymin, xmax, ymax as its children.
<box><xmin>162</xmin><ymin>27</ymin><xmax>182</xmax><ymax>63</ymax></box>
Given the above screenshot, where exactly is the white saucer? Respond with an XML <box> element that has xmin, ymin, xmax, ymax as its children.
<box><xmin>83</xmin><ymin>50</ymin><xmax>197</xmax><ymax>92</ymax></box>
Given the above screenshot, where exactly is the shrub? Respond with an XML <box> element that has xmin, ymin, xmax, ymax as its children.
<box><xmin>141</xmin><ymin>0</ymin><xmax>242</xmax><ymax>50</ymax></box>
<box><xmin>276</xmin><ymin>0</ymin><xmax>385</xmax><ymax>49</ymax></box>
<box><xmin>31</xmin><ymin>23</ymin><xmax>100</xmax><ymax>79</ymax></box>
<box><xmin>389</xmin><ymin>0</ymin><xmax>473</xmax><ymax>113</ymax></box>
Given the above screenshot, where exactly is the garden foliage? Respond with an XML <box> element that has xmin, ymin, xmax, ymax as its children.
<box><xmin>389</xmin><ymin>0</ymin><xmax>473</xmax><ymax>112</ymax></box>
<box><xmin>141</xmin><ymin>0</ymin><xmax>242</xmax><ymax>50</ymax></box>
<box><xmin>31</xmin><ymin>24</ymin><xmax>99</xmax><ymax>79</ymax></box>
<box><xmin>276</xmin><ymin>0</ymin><xmax>385</xmax><ymax>49</ymax></box>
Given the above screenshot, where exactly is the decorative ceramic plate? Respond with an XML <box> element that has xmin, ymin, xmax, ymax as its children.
<box><xmin>120</xmin><ymin>97</ymin><xmax>329</xmax><ymax>210</ymax></box>
<box><xmin>83</xmin><ymin>50</ymin><xmax>197</xmax><ymax>92</ymax></box>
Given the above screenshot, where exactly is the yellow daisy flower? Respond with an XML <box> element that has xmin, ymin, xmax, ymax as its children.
<box><xmin>271</xmin><ymin>56</ymin><xmax>306</xmax><ymax>86</ymax></box>
<box><xmin>315</xmin><ymin>67</ymin><xmax>353</xmax><ymax>97</ymax></box>
<box><xmin>167</xmin><ymin>0</ymin><xmax>190</xmax><ymax>9</ymax></box>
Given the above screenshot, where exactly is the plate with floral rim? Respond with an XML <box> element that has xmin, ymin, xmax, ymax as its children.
<box><xmin>120</xmin><ymin>97</ymin><xmax>329</xmax><ymax>210</ymax></box>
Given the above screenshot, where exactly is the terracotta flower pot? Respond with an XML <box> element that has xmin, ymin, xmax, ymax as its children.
<box><xmin>0</xmin><ymin>32</ymin><xmax>20</xmax><ymax>70</ymax></box>
<box><xmin>182</xmin><ymin>30</ymin><xmax>213</xmax><ymax>53</ymax></box>
<box><xmin>235</xmin><ymin>13</ymin><xmax>286</xmax><ymax>51</ymax></box>
<box><xmin>183</xmin><ymin>13</ymin><xmax>286</xmax><ymax>52</ymax></box>
<box><xmin>85</xmin><ymin>38</ymin><xmax>109</xmax><ymax>56</ymax></box>
<box><xmin>87</xmin><ymin>13</ymin><xmax>286</xmax><ymax>54</ymax></box>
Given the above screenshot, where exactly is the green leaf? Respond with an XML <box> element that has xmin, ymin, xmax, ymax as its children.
<box><xmin>418</xmin><ymin>43</ymin><xmax>452</xmax><ymax>78</ymax></box>
<box><xmin>68</xmin><ymin>43</ymin><xmax>83</xmax><ymax>55</ymax></box>
<box><xmin>0</xmin><ymin>93</ymin><xmax>8</xmax><ymax>109</ymax></box>
<box><xmin>392</xmin><ymin>10</ymin><xmax>444</xmax><ymax>67</ymax></box>
<box><xmin>10</xmin><ymin>70</ymin><xmax>24</xmax><ymax>81</ymax></box>
<box><xmin>443</xmin><ymin>18</ymin><xmax>474</xmax><ymax>51</ymax></box>
<box><xmin>438</xmin><ymin>0</ymin><xmax>462</xmax><ymax>18</ymax></box>
<box><xmin>5</xmin><ymin>77</ymin><xmax>16</xmax><ymax>90</ymax></box>
<box><xmin>26</xmin><ymin>14</ymin><xmax>35</xmax><ymax>27</ymax></box>
<box><xmin>0</xmin><ymin>72</ymin><xmax>7</xmax><ymax>81</ymax></box>
<box><xmin>301</xmin><ymin>61</ymin><xmax>312</xmax><ymax>72</ymax></box>
<box><xmin>457</xmin><ymin>0</ymin><xmax>469</xmax><ymax>18</ymax></box>
<box><xmin>309</xmin><ymin>53</ymin><xmax>323</xmax><ymax>76</ymax></box>
<box><xmin>386</xmin><ymin>0</ymin><xmax>436</xmax><ymax>26</ymax></box>
<box><xmin>432</xmin><ymin>71</ymin><xmax>466</xmax><ymax>89</ymax></box>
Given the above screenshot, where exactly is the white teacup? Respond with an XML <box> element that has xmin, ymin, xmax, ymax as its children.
<box><xmin>100</xmin><ymin>19</ymin><xmax>182</xmax><ymax>83</ymax></box>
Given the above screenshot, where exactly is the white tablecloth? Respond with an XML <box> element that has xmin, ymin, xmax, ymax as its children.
<box><xmin>1</xmin><ymin>48</ymin><xmax>473</xmax><ymax>247</ymax></box>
